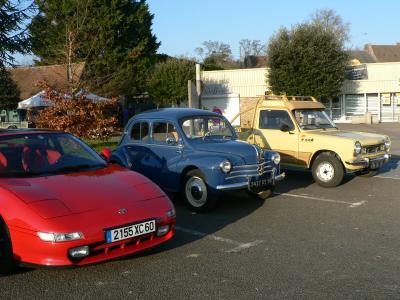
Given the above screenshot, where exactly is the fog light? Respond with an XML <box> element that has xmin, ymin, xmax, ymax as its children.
<box><xmin>156</xmin><ymin>225</ymin><xmax>170</xmax><ymax>237</ymax></box>
<box><xmin>68</xmin><ymin>246</ymin><xmax>89</xmax><ymax>258</ymax></box>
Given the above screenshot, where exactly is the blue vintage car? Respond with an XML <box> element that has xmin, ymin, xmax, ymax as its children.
<box><xmin>111</xmin><ymin>108</ymin><xmax>285</xmax><ymax>211</ymax></box>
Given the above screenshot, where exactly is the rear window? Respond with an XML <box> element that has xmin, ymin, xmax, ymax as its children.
<box><xmin>130</xmin><ymin>122</ymin><xmax>149</xmax><ymax>141</ymax></box>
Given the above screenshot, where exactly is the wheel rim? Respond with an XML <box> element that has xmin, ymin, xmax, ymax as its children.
<box><xmin>185</xmin><ymin>176</ymin><xmax>207</xmax><ymax>208</ymax></box>
<box><xmin>316</xmin><ymin>162</ymin><xmax>335</xmax><ymax>182</ymax></box>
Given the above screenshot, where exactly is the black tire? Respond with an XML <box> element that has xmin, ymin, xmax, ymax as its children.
<box><xmin>182</xmin><ymin>169</ymin><xmax>216</xmax><ymax>212</ymax></box>
<box><xmin>7</xmin><ymin>125</ymin><xmax>18</xmax><ymax>129</ymax></box>
<box><xmin>0</xmin><ymin>219</ymin><xmax>16</xmax><ymax>274</ymax></box>
<box><xmin>312</xmin><ymin>152</ymin><xmax>344</xmax><ymax>187</ymax></box>
<box><xmin>246</xmin><ymin>188</ymin><xmax>273</xmax><ymax>200</ymax></box>
<box><xmin>356</xmin><ymin>168</ymin><xmax>379</xmax><ymax>178</ymax></box>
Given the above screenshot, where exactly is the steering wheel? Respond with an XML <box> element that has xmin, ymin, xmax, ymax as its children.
<box><xmin>202</xmin><ymin>130</ymin><xmax>212</xmax><ymax>140</ymax></box>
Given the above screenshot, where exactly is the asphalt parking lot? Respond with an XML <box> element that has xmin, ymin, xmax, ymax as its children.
<box><xmin>1</xmin><ymin>123</ymin><xmax>400</xmax><ymax>299</ymax></box>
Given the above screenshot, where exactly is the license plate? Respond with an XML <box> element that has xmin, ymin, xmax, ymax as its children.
<box><xmin>105</xmin><ymin>220</ymin><xmax>156</xmax><ymax>243</ymax></box>
<box><xmin>248</xmin><ymin>177</ymin><xmax>272</xmax><ymax>190</ymax></box>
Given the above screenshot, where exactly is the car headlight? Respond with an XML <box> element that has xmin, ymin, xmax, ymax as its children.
<box><xmin>166</xmin><ymin>208</ymin><xmax>176</xmax><ymax>218</ymax></box>
<box><xmin>385</xmin><ymin>137</ymin><xmax>391</xmax><ymax>150</ymax></box>
<box><xmin>37</xmin><ymin>232</ymin><xmax>84</xmax><ymax>242</ymax></box>
<box><xmin>220</xmin><ymin>160</ymin><xmax>232</xmax><ymax>173</ymax></box>
<box><xmin>354</xmin><ymin>141</ymin><xmax>362</xmax><ymax>156</ymax></box>
<box><xmin>271</xmin><ymin>153</ymin><xmax>281</xmax><ymax>165</ymax></box>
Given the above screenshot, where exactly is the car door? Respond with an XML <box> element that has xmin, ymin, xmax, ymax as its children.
<box><xmin>256</xmin><ymin>109</ymin><xmax>300</xmax><ymax>166</ymax></box>
<box><xmin>146</xmin><ymin>121</ymin><xmax>183</xmax><ymax>191</ymax></box>
<box><xmin>123</xmin><ymin>121</ymin><xmax>158</xmax><ymax>180</ymax></box>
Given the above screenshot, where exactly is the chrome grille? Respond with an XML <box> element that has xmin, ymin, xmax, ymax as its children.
<box><xmin>226</xmin><ymin>161</ymin><xmax>273</xmax><ymax>180</ymax></box>
<box><xmin>363</xmin><ymin>144</ymin><xmax>385</xmax><ymax>154</ymax></box>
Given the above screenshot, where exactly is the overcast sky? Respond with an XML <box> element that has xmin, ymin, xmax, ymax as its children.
<box><xmin>14</xmin><ymin>0</ymin><xmax>400</xmax><ymax>65</ymax></box>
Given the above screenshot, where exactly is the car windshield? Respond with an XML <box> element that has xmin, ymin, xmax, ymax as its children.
<box><xmin>294</xmin><ymin>109</ymin><xmax>337</xmax><ymax>130</ymax></box>
<box><xmin>0</xmin><ymin>132</ymin><xmax>106</xmax><ymax>178</ymax></box>
<box><xmin>181</xmin><ymin>116</ymin><xmax>235</xmax><ymax>140</ymax></box>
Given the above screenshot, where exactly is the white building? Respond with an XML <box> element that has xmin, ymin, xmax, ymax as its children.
<box><xmin>201</xmin><ymin>63</ymin><xmax>400</xmax><ymax>123</ymax></box>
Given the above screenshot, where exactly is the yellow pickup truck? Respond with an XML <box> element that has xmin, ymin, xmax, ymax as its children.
<box><xmin>233</xmin><ymin>95</ymin><xmax>391</xmax><ymax>187</ymax></box>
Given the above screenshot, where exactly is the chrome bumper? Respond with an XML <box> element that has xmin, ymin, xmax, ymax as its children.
<box><xmin>346</xmin><ymin>153</ymin><xmax>390</xmax><ymax>168</ymax></box>
<box><xmin>216</xmin><ymin>172</ymin><xmax>285</xmax><ymax>191</ymax></box>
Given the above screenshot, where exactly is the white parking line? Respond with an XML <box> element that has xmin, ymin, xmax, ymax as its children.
<box><xmin>376</xmin><ymin>175</ymin><xmax>400</xmax><ymax>180</ymax></box>
<box><xmin>175</xmin><ymin>226</ymin><xmax>263</xmax><ymax>252</ymax></box>
<box><xmin>274</xmin><ymin>192</ymin><xmax>367</xmax><ymax>208</ymax></box>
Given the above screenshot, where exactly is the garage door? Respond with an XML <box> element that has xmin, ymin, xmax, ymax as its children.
<box><xmin>381</xmin><ymin>93</ymin><xmax>396</xmax><ymax>122</ymax></box>
<box><xmin>345</xmin><ymin>94</ymin><xmax>365</xmax><ymax>119</ymax></box>
<box><xmin>366</xmin><ymin>94</ymin><xmax>379</xmax><ymax>119</ymax></box>
<box><xmin>395</xmin><ymin>94</ymin><xmax>400</xmax><ymax>122</ymax></box>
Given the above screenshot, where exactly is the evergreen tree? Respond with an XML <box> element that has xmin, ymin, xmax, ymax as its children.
<box><xmin>149</xmin><ymin>58</ymin><xmax>196</xmax><ymax>106</ymax></box>
<box><xmin>29</xmin><ymin>0</ymin><xmax>159</xmax><ymax>97</ymax></box>
<box><xmin>0</xmin><ymin>0</ymin><xmax>31</xmax><ymax>70</ymax></box>
<box><xmin>267</xmin><ymin>12</ymin><xmax>348</xmax><ymax>100</ymax></box>
<box><xmin>0</xmin><ymin>68</ymin><xmax>20</xmax><ymax>109</ymax></box>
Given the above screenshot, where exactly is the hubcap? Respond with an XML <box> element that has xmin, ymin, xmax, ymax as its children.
<box><xmin>185</xmin><ymin>176</ymin><xmax>207</xmax><ymax>208</ymax></box>
<box><xmin>316</xmin><ymin>162</ymin><xmax>335</xmax><ymax>182</ymax></box>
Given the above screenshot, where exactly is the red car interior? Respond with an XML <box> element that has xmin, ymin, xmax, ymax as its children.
<box><xmin>22</xmin><ymin>146</ymin><xmax>61</xmax><ymax>172</ymax></box>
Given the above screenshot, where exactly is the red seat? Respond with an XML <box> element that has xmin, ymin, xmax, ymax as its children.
<box><xmin>0</xmin><ymin>152</ymin><xmax>7</xmax><ymax>171</ymax></box>
<box><xmin>22</xmin><ymin>146</ymin><xmax>61</xmax><ymax>172</ymax></box>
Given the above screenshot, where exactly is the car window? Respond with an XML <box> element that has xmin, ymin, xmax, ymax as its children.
<box><xmin>294</xmin><ymin>109</ymin><xmax>336</xmax><ymax>130</ymax></box>
<box><xmin>130</xmin><ymin>122</ymin><xmax>149</xmax><ymax>141</ymax></box>
<box><xmin>259</xmin><ymin>110</ymin><xmax>295</xmax><ymax>130</ymax></box>
<box><xmin>0</xmin><ymin>133</ymin><xmax>105</xmax><ymax>177</ymax></box>
<box><xmin>181</xmin><ymin>117</ymin><xmax>234</xmax><ymax>140</ymax></box>
<box><xmin>152</xmin><ymin>122</ymin><xmax>179</xmax><ymax>144</ymax></box>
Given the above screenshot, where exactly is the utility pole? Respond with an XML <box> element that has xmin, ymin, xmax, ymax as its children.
<box><xmin>187</xmin><ymin>80</ymin><xmax>192</xmax><ymax>108</ymax></box>
<box><xmin>196</xmin><ymin>63</ymin><xmax>202</xmax><ymax>109</ymax></box>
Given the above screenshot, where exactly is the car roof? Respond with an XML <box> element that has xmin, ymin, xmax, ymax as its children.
<box><xmin>132</xmin><ymin>108</ymin><xmax>222</xmax><ymax>121</ymax></box>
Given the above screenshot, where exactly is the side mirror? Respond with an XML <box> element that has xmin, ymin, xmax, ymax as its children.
<box><xmin>166</xmin><ymin>135</ymin><xmax>177</xmax><ymax>146</ymax></box>
<box><xmin>100</xmin><ymin>147</ymin><xmax>111</xmax><ymax>162</ymax></box>
<box><xmin>280</xmin><ymin>124</ymin><xmax>291</xmax><ymax>132</ymax></box>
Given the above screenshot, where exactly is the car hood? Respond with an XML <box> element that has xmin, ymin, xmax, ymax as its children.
<box><xmin>190</xmin><ymin>139</ymin><xmax>258</xmax><ymax>164</ymax></box>
<box><xmin>1</xmin><ymin>165</ymin><xmax>166</xmax><ymax>218</ymax></box>
<box><xmin>307</xmin><ymin>129</ymin><xmax>387</xmax><ymax>145</ymax></box>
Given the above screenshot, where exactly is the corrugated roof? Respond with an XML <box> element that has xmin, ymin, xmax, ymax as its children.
<box><xmin>9</xmin><ymin>63</ymin><xmax>85</xmax><ymax>99</ymax></box>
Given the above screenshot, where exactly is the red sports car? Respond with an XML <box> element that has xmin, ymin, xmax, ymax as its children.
<box><xmin>0</xmin><ymin>129</ymin><xmax>175</xmax><ymax>273</ymax></box>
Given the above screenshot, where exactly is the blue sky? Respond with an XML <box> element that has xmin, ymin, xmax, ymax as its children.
<box><xmin>14</xmin><ymin>0</ymin><xmax>400</xmax><ymax>64</ymax></box>
<box><xmin>147</xmin><ymin>0</ymin><xmax>400</xmax><ymax>58</ymax></box>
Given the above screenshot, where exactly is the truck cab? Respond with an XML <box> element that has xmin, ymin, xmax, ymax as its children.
<box><xmin>234</xmin><ymin>96</ymin><xmax>390</xmax><ymax>187</ymax></box>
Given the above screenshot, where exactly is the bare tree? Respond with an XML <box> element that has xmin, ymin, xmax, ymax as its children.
<box><xmin>62</xmin><ymin>0</ymin><xmax>92</xmax><ymax>88</ymax></box>
<box><xmin>194</xmin><ymin>40</ymin><xmax>238</xmax><ymax>69</ymax></box>
<box><xmin>239</xmin><ymin>39</ymin><xmax>266</xmax><ymax>58</ymax></box>
<box><xmin>310</xmin><ymin>9</ymin><xmax>350</xmax><ymax>46</ymax></box>
<box><xmin>201</xmin><ymin>40</ymin><xmax>232</xmax><ymax>60</ymax></box>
